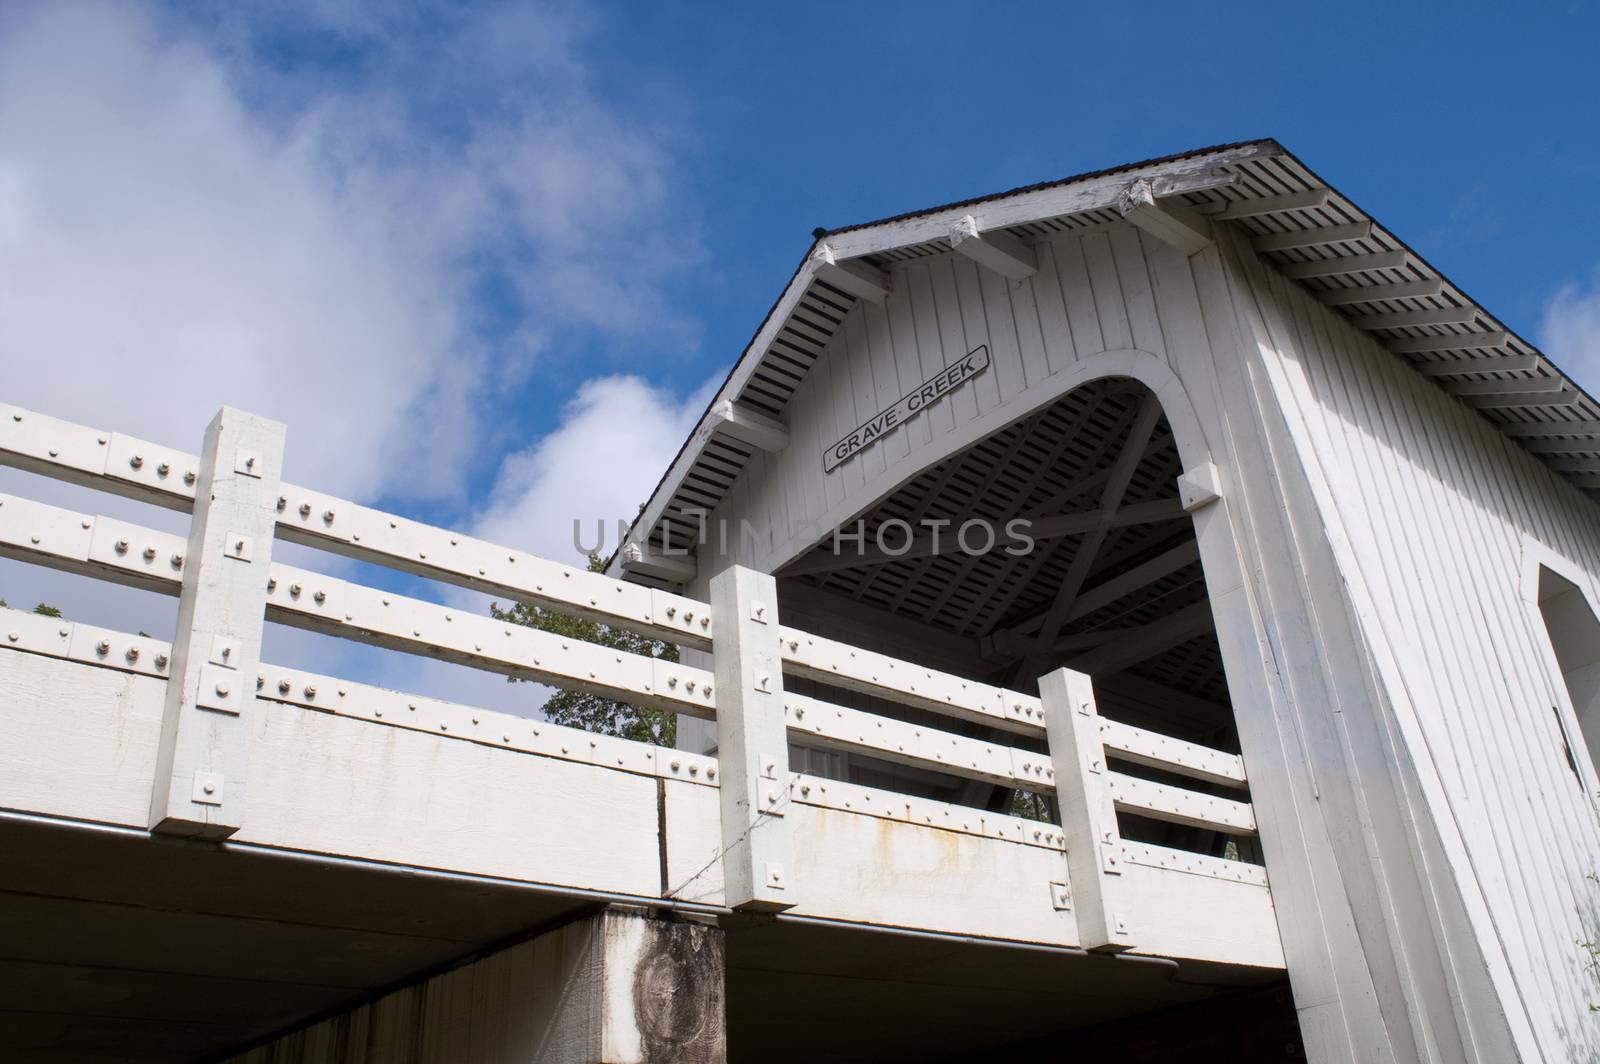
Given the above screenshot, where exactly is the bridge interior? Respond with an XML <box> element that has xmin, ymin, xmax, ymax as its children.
<box><xmin>778</xmin><ymin>377</ymin><xmax>1245</xmax><ymax>855</ymax></box>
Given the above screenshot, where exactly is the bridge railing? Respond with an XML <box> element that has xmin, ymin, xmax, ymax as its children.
<box><xmin>0</xmin><ymin>400</ymin><xmax>1268</xmax><ymax>960</ymax></box>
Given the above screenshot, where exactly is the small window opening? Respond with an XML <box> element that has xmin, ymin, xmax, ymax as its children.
<box><xmin>1536</xmin><ymin>566</ymin><xmax>1600</xmax><ymax>789</ymax></box>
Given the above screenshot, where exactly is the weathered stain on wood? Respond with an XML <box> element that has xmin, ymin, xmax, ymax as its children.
<box><xmin>629</xmin><ymin>916</ymin><xmax>725</xmax><ymax>1062</ymax></box>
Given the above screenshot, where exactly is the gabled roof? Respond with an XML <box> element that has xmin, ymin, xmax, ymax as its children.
<box><xmin>611</xmin><ymin>139</ymin><xmax>1600</xmax><ymax>583</ymax></box>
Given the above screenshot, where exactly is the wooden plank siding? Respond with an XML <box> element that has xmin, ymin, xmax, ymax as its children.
<box><xmin>1225</xmin><ymin>225</ymin><xmax>1600</xmax><ymax>1062</ymax></box>
<box><xmin>688</xmin><ymin>218</ymin><xmax>1594</xmax><ymax>1061</ymax></box>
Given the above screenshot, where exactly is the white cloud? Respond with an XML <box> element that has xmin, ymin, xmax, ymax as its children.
<box><xmin>380</xmin><ymin>372</ymin><xmax>711</xmax><ymax>716</ymax></box>
<box><xmin>1543</xmin><ymin>269</ymin><xmax>1600</xmax><ymax>395</ymax></box>
<box><xmin>0</xmin><ymin>1</ymin><xmax>696</xmax><ymax>506</ymax></box>
<box><xmin>474</xmin><ymin>373</ymin><xmax>716</xmax><ymax>567</ymax></box>
<box><xmin>0</xmin><ymin>2</ymin><xmax>706</xmax><ymax>707</ymax></box>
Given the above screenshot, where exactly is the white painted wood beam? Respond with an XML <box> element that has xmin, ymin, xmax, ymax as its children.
<box><xmin>149</xmin><ymin>408</ymin><xmax>285</xmax><ymax>840</ymax></box>
<box><xmin>1177</xmin><ymin>463</ymin><xmax>1222</xmax><ymax>512</ymax></box>
<box><xmin>1028</xmin><ymin>396</ymin><xmax>1165</xmax><ymax>660</ymax></box>
<box><xmin>1041</xmin><ymin>668</ymin><xmax>1135</xmax><ymax>952</ymax></box>
<box><xmin>709</xmin><ymin>399</ymin><xmax>788</xmax><ymax>453</ymax></box>
<box><xmin>817</xmin><ymin>140</ymin><xmax>1279</xmax><ymax>260</ymax></box>
<box><xmin>991</xmin><ymin>538</ymin><xmax>1202</xmax><ymax>647</ymax></box>
<box><xmin>778</xmin><ymin>579</ymin><xmax>988</xmax><ymax>674</ymax></box>
<box><xmin>1350</xmin><ymin>305</ymin><xmax>1479</xmax><ymax>331</ymax></box>
<box><xmin>1066</xmin><ymin>600</ymin><xmax>1214</xmax><ymax>676</ymax></box>
<box><xmin>1544</xmin><ymin>457</ymin><xmax>1600</xmax><ymax>473</ymax></box>
<box><xmin>1109</xmin><ymin>771</ymin><xmax>1256</xmax><ymax>835</ymax></box>
<box><xmin>1208</xmin><ymin>189</ymin><xmax>1329</xmax><ymax>220</ymax></box>
<box><xmin>1278</xmin><ymin>250</ymin><xmax>1408</xmax><ymax>279</ymax></box>
<box><xmin>1315</xmin><ymin>280</ymin><xmax>1444</xmax><ymax>306</ymax></box>
<box><xmin>810</xmin><ymin>243</ymin><xmax>891</xmax><ymax>303</ymax></box>
<box><xmin>1499</xmin><ymin>422</ymin><xmax>1600</xmax><ymax>439</ymax></box>
<box><xmin>780</xmin><ymin>498</ymin><xmax>1185</xmax><ymax>578</ymax></box>
<box><xmin>1252</xmin><ymin>221</ymin><xmax>1372</xmax><ymax>253</ymax></box>
<box><xmin>620</xmin><ymin>541</ymin><xmax>697</xmax><ymax>583</ymax></box>
<box><xmin>1415</xmin><ymin>353</ymin><xmax>1538</xmax><ymax>377</ymax></box>
<box><xmin>1116</xmin><ymin>179</ymin><xmax>1211</xmax><ymax>256</ymax></box>
<box><xmin>1441</xmin><ymin>377</ymin><xmax>1565</xmax><ymax>398</ymax></box>
<box><xmin>1518</xmin><ymin>437</ymin><xmax>1600</xmax><ymax>453</ymax></box>
<box><xmin>1467</xmin><ymin>388</ymin><xmax>1583</xmax><ymax>410</ymax></box>
<box><xmin>710</xmin><ymin>566</ymin><xmax>794</xmax><ymax>911</ymax></box>
<box><xmin>947</xmin><ymin>215</ymin><xmax>1037</xmax><ymax>280</ymax></box>
<box><xmin>1386</xmin><ymin>330</ymin><xmax>1509</xmax><ymax>354</ymax></box>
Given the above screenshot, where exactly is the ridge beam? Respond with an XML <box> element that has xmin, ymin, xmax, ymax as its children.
<box><xmin>710</xmin><ymin>399</ymin><xmax>788</xmax><ymax>453</ymax></box>
<box><xmin>811</xmin><ymin>243</ymin><xmax>891</xmax><ymax>303</ymax></box>
<box><xmin>948</xmin><ymin>215</ymin><xmax>1037</xmax><ymax>280</ymax></box>
<box><xmin>1116</xmin><ymin>178</ymin><xmax>1211</xmax><ymax>256</ymax></box>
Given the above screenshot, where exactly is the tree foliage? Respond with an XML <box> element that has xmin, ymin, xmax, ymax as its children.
<box><xmin>0</xmin><ymin>596</ymin><xmax>62</xmax><ymax>618</ymax></box>
<box><xmin>489</xmin><ymin>555</ymin><xmax>679</xmax><ymax>746</ymax></box>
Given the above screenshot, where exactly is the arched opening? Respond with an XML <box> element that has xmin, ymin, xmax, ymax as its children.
<box><xmin>776</xmin><ymin>374</ymin><xmax>1247</xmax><ymax>857</ymax></box>
<box><xmin>1537</xmin><ymin>565</ymin><xmax>1600</xmax><ymax>790</ymax></box>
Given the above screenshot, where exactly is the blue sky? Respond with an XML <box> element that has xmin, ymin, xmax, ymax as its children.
<box><xmin>2</xmin><ymin>0</ymin><xmax>1598</xmax><ymax>711</ymax></box>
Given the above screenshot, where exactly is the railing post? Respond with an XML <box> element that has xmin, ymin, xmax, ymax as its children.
<box><xmin>1040</xmin><ymin>666</ymin><xmax>1135</xmax><ymax>951</ymax></box>
<box><xmin>708</xmin><ymin>564</ymin><xmax>795</xmax><ymax>911</ymax></box>
<box><xmin>148</xmin><ymin>407</ymin><xmax>285</xmax><ymax>838</ymax></box>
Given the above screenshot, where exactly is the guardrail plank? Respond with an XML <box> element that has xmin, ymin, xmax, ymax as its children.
<box><xmin>1098</xmin><ymin>718</ymin><xmax>1248</xmax><ymax>790</ymax></box>
<box><xmin>0</xmin><ymin>494</ymin><xmax>715</xmax><ymax>720</ymax></box>
<box><xmin>264</xmin><ymin>563</ymin><xmax>715</xmax><ymax>720</ymax></box>
<box><xmin>1</xmin><ymin>403</ymin><xmax>713</xmax><ymax>649</ymax></box>
<box><xmin>1108</xmin><ymin>772</ymin><xmax>1257</xmax><ymax>835</ymax></box>
<box><xmin>778</xmin><ymin>626</ymin><xmax>1046</xmax><ymax>737</ymax></box>
<box><xmin>784</xmin><ymin>692</ymin><xmax>1050</xmax><ymax>790</ymax></box>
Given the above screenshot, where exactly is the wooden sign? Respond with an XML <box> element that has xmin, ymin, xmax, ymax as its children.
<box><xmin>824</xmin><ymin>345</ymin><xmax>990</xmax><ymax>473</ymax></box>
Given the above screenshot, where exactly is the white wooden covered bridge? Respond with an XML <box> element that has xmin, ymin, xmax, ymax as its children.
<box><xmin>2</xmin><ymin>139</ymin><xmax>1597</xmax><ymax>1062</ymax></box>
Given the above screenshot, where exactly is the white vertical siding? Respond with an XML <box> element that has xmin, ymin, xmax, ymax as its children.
<box><xmin>691</xmin><ymin>217</ymin><xmax>1593</xmax><ymax>1061</ymax></box>
<box><xmin>1235</xmin><ymin>237</ymin><xmax>1600</xmax><ymax>1062</ymax></box>
<box><xmin>727</xmin><ymin>224</ymin><xmax>1164</xmax><ymax>569</ymax></box>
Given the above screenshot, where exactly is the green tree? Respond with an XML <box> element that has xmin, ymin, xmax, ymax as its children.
<box><xmin>490</xmin><ymin>555</ymin><xmax>679</xmax><ymax>746</ymax></box>
<box><xmin>0</xmin><ymin>596</ymin><xmax>62</xmax><ymax>618</ymax></box>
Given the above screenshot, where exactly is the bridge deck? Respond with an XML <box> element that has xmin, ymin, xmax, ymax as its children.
<box><xmin>0</xmin><ymin>401</ymin><xmax>1283</xmax><ymax>1059</ymax></box>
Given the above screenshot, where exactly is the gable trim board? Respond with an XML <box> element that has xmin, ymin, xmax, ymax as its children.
<box><xmin>612</xmin><ymin>140</ymin><xmax>1599</xmax><ymax>583</ymax></box>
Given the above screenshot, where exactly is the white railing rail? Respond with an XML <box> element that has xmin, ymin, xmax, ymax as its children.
<box><xmin>0</xmin><ymin>401</ymin><xmax>1263</xmax><ymax>950</ymax></box>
